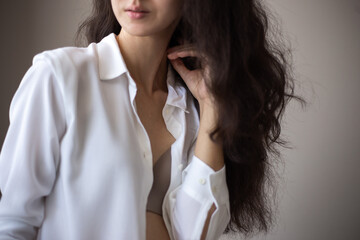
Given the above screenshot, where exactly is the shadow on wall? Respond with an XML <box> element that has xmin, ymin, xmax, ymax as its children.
<box><xmin>0</xmin><ymin>0</ymin><xmax>90</xmax><ymax>148</ymax></box>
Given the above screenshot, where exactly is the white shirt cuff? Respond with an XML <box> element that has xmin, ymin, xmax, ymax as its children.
<box><xmin>181</xmin><ymin>155</ymin><xmax>229</xmax><ymax>208</ymax></box>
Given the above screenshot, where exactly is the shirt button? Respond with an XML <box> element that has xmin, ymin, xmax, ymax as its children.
<box><xmin>143</xmin><ymin>153</ymin><xmax>146</xmax><ymax>158</ymax></box>
<box><xmin>199</xmin><ymin>178</ymin><xmax>206</xmax><ymax>185</ymax></box>
<box><xmin>178</xmin><ymin>163</ymin><xmax>183</xmax><ymax>171</ymax></box>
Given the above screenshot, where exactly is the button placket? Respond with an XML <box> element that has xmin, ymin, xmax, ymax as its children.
<box><xmin>136</xmin><ymin>116</ymin><xmax>152</xmax><ymax>166</ymax></box>
<box><xmin>128</xmin><ymin>76</ymin><xmax>153</xmax><ymax>168</ymax></box>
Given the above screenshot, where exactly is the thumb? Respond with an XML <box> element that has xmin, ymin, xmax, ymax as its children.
<box><xmin>169</xmin><ymin>58</ymin><xmax>191</xmax><ymax>85</ymax></box>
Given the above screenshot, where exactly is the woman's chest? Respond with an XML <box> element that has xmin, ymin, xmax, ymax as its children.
<box><xmin>134</xmin><ymin>91</ymin><xmax>176</xmax><ymax>166</ymax></box>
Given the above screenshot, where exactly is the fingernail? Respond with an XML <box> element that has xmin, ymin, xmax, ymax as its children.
<box><xmin>169</xmin><ymin>58</ymin><xmax>179</xmax><ymax>64</ymax></box>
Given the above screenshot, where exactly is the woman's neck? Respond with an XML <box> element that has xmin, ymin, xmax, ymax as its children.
<box><xmin>116</xmin><ymin>29</ymin><xmax>173</xmax><ymax>96</ymax></box>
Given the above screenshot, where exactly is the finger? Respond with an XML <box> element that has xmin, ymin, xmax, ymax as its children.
<box><xmin>167</xmin><ymin>49</ymin><xmax>199</xmax><ymax>59</ymax></box>
<box><xmin>169</xmin><ymin>58</ymin><xmax>191</xmax><ymax>82</ymax></box>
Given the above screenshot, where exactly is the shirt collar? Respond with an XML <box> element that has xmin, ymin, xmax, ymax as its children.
<box><xmin>96</xmin><ymin>33</ymin><xmax>128</xmax><ymax>80</ymax></box>
<box><xmin>95</xmin><ymin>33</ymin><xmax>188</xmax><ymax>113</ymax></box>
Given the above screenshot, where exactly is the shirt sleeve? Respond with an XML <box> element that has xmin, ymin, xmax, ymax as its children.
<box><xmin>166</xmin><ymin>141</ymin><xmax>231</xmax><ymax>240</ymax></box>
<box><xmin>0</xmin><ymin>56</ymin><xmax>66</xmax><ymax>239</ymax></box>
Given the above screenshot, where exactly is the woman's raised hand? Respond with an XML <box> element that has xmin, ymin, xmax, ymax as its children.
<box><xmin>168</xmin><ymin>45</ymin><xmax>224</xmax><ymax>173</ymax></box>
<box><xmin>167</xmin><ymin>45</ymin><xmax>214</xmax><ymax>109</ymax></box>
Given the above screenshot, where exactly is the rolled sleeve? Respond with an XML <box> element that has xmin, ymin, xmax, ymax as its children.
<box><xmin>181</xmin><ymin>155</ymin><xmax>228</xmax><ymax>208</ymax></box>
<box><xmin>169</xmin><ymin>155</ymin><xmax>230</xmax><ymax>240</ymax></box>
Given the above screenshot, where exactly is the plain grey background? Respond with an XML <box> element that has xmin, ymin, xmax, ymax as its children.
<box><xmin>1</xmin><ymin>0</ymin><xmax>359</xmax><ymax>239</ymax></box>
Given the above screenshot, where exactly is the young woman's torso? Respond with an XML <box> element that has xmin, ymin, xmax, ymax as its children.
<box><xmin>135</xmin><ymin>85</ymin><xmax>174</xmax><ymax>240</ymax></box>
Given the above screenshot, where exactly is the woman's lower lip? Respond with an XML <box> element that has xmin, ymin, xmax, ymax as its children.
<box><xmin>126</xmin><ymin>11</ymin><xmax>148</xmax><ymax>19</ymax></box>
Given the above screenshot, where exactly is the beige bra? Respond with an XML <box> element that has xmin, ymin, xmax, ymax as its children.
<box><xmin>146</xmin><ymin>147</ymin><xmax>172</xmax><ymax>216</ymax></box>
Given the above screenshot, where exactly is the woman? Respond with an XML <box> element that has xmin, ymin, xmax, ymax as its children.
<box><xmin>0</xmin><ymin>0</ymin><xmax>300</xmax><ymax>239</ymax></box>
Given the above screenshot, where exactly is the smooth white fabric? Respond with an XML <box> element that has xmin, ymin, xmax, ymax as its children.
<box><xmin>0</xmin><ymin>33</ymin><xmax>230</xmax><ymax>240</ymax></box>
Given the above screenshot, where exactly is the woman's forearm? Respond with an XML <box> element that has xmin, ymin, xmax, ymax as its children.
<box><xmin>194</xmin><ymin>102</ymin><xmax>224</xmax><ymax>172</ymax></box>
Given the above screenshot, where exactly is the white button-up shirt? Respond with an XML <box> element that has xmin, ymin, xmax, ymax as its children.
<box><xmin>0</xmin><ymin>33</ymin><xmax>230</xmax><ymax>240</ymax></box>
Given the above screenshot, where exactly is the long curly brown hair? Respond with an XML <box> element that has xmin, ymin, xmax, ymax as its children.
<box><xmin>76</xmin><ymin>0</ymin><xmax>304</xmax><ymax>236</ymax></box>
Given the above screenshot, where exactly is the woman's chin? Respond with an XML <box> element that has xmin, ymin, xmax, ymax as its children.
<box><xmin>121</xmin><ymin>26</ymin><xmax>156</xmax><ymax>37</ymax></box>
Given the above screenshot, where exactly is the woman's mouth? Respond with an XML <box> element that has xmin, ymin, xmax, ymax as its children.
<box><xmin>125</xmin><ymin>6</ymin><xmax>149</xmax><ymax>19</ymax></box>
<box><xmin>126</xmin><ymin>11</ymin><xmax>148</xmax><ymax>19</ymax></box>
<box><xmin>125</xmin><ymin>10</ymin><xmax>149</xmax><ymax>19</ymax></box>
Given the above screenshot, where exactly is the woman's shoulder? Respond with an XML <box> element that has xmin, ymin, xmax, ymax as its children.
<box><xmin>31</xmin><ymin>42</ymin><xmax>99</xmax><ymax>79</ymax></box>
<box><xmin>30</xmin><ymin>33</ymin><xmax>121</xmax><ymax>82</ymax></box>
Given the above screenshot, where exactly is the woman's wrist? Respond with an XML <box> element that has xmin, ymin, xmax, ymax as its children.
<box><xmin>199</xmin><ymin>100</ymin><xmax>218</xmax><ymax>133</ymax></box>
